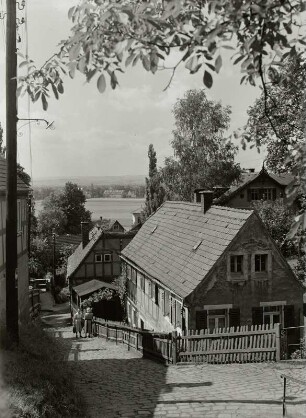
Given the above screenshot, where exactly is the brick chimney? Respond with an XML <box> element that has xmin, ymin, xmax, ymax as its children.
<box><xmin>199</xmin><ymin>190</ymin><xmax>214</xmax><ymax>213</ymax></box>
<box><xmin>81</xmin><ymin>221</ymin><xmax>90</xmax><ymax>248</ymax></box>
<box><xmin>194</xmin><ymin>188</ymin><xmax>206</xmax><ymax>203</ymax></box>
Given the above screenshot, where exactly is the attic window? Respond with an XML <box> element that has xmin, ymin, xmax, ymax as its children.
<box><xmin>193</xmin><ymin>240</ymin><xmax>202</xmax><ymax>251</ymax></box>
<box><xmin>151</xmin><ymin>225</ymin><xmax>158</xmax><ymax>234</ymax></box>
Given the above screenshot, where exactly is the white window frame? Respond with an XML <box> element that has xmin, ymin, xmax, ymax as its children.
<box><xmin>251</xmin><ymin>251</ymin><xmax>272</xmax><ymax>279</ymax></box>
<box><xmin>227</xmin><ymin>252</ymin><xmax>247</xmax><ymax>281</ymax></box>
<box><xmin>260</xmin><ymin>301</ymin><xmax>286</xmax><ymax>326</ymax></box>
<box><xmin>204</xmin><ymin>304</ymin><xmax>233</xmax><ymax>331</ymax></box>
<box><xmin>95</xmin><ymin>254</ymin><xmax>103</xmax><ymax>263</ymax></box>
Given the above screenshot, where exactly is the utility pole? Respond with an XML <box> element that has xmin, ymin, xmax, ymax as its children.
<box><xmin>6</xmin><ymin>0</ymin><xmax>18</xmax><ymax>343</ymax></box>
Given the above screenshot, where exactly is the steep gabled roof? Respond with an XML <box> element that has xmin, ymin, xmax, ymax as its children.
<box><xmin>121</xmin><ymin>202</ymin><xmax>253</xmax><ymax>298</ymax></box>
<box><xmin>67</xmin><ymin>228</ymin><xmax>103</xmax><ymax>279</ymax></box>
<box><xmin>55</xmin><ymin>234</ymin><xmax>82</xmax><ymax>252</ymax></box>
<box><xmin>214</xmin><ymin>169</ymin><xmax>294</xmax><ymax>205</ymax></box>
<box><xmin>94</xmin><ymin>218</ymin><xmax>125</xmax><ymax>232</ymax></box>
<box><xmin>0</xmin><ymin>155</ymin><xmax>30</xmax><ymax>194</ymax></box>
<box><xmin>73</xmin><ymin>279</ymin><xmax>117</xmax><ymax>297</ymax></box>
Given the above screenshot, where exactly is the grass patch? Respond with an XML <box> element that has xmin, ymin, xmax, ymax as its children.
<box><xmin>2</xmin><ymin>322</ymin><xmax>85</xmax><ymax>417</ymax></box>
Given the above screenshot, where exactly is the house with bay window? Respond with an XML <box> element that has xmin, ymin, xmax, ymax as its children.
<box><xmin>120</xmin><ymin>191</ymin><xmax>303</xmax><ymax>333</ymax></box>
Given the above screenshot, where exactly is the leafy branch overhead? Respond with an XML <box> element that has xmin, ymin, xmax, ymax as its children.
<box><xmin>18</xmin><ymin>0</ymin><xmax>306</xmax><ymax>107</ymax></box>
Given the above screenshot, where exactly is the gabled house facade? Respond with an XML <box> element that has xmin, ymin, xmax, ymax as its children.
<box><xmin>0</xmin><ymin>156</ymin><xmax>30</xmax><ymax>340</ymax></box>
<box><xmin>214</xmin><ymin>167</ymin><xmax>294</xmax><ymax>209</ymax></box>
<box><xmin>120</xmin><ymin>192</ymin><xmax>303</xmax><ymax>334</ymax></box>
<box><xmin>67</xmin><ymin>220</ymin><xmax>136</xmax><ymax>290</ymax></box>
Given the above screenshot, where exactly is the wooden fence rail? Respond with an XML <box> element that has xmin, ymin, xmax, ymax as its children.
<box><xmin>93</xmin><ymin>320</ymin><xmax>280</xmax><ymax>365</ymax></box>
<box><xmin>29</xmin><ymin>289</ymin><xmax>41</xmax><ymax>319</ymax></box>
<box><xmin>94</xmin><ymin>319</ymin><xmax>173</xmax><ymax>364</ymax></box>
<box><xmin>178</xmin><ymin>324</ymin><xmax>280</xmax><ymax>364</ymax></box>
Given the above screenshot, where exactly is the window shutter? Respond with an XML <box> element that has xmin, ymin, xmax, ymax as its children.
<box><xmin>196</xmin><ymin>310</ymin><xmax>207</xmax><ymax>330</ymax></box>
<box><xmin>247</xmin><ymin>189</ymin><xmax>251</xmax><ymax>202</ymax></box>
<box><xmin>284</xmin><ymin>305</ymin><xmax>295</xmax><ymax>328</ymax></box>
<box><xmin>229</xmin><ymin>308</ymin><xmax>240</xmax><ymax>328</ymax></box>
<box><xmin>252</xmin><ymin>307</ymin><xmax>263</xmax><ymax>325</ymax></box>
<box><xmin>176</xmin><ymin>302</ymin><xmax>182</xmax><ymax>328</ymax></box>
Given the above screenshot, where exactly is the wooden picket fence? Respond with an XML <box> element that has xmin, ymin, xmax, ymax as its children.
<box><xmin>177</xmin><ymin>324</ymin><xmax>280</xmax><ymax>364</ymax></box>
<box><xmin>94</xmin><ymin>320</ymin><xmax>281</xmax><ymax>365</ymax></box>
<box><xmin>94</xmin><ymin>319</ymin><xmax>173</xmax><ymax>364</ymax></box>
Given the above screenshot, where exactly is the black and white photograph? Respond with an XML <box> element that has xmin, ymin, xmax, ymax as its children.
<box><xmin>0</xmin><ymin>1</ymin><xmax>305</xmax><ymax>417</ymax></box>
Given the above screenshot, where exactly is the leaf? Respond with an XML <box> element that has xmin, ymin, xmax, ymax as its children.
<box><xmin>142</xmin><ymin>55</ymin><xmax>150</xmax><ymax>71</ymax></box>
<box><xmin>203</xmin><ymin>70</ymin><xmax>213</xmax><ymax>88</ymax></box>
<box><xmin>97</xmin><ymin>73</ymin><xmax>106</xmax><ymax>93</ymax></box>
<box><xmin>125</xmin><ymin>54</ymin><xmax>135</xmax><ymax>67</ymax></box>
<box><xmin>57</xmin><ymin>82</ymin><xmax>64</xmax><ymax>94</ymax></box>
<box><xmin>215</xmin><ymin>55</ymin><xmax>222</xmax><ymax>74</ymax></box>
<box><xmin>19</xmin><ymin>60</ymin><xmax>29</xmax><ymax>68</ymax></box>
<box><xmin>283</xmin><ymin>22</ymin><xmax>292</xmax><ymax>34</ymax></box>
<box><xmin>68</xmin><ymin>6</ymin><xmax>75</xmax><ymax>19</ymax></box>
<box><xmin>233</xmin><ymin>55</ymin><xmax>245</xmax><ymax>65</ymax></box>
<box><xmin>110</xmin><ymin>72</ymin><xmax>118</xmax><ymax>90</ymax></box>
<box><xmin>69</xmin><ymin>43</ymin><xmax>81</xmax><ymax>61</ymax></box>
<box><xmin>16</xmin><ymin>86</ymin><xmax>23</xmax><ymax>97</ymax></box>
<box><xmin>286</xmin><ymin>214</ymin><xmax>303</xmax><ymax>240</ymax></box>
<box><xmin>51</xmin><ymin>83</ymin><xmax>59</xmax><ymax>100</ymax></box>
<box><xmin>41</xmin><ymin>94</ymin><xmax>48</xmax><ymax>111</ymax></box>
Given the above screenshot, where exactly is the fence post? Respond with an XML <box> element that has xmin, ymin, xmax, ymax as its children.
<box><xmin>128</xmin><ymin>329</ymin><xmax>130</xmax><ymax>351</ymax></box>
<box><xmin>172</xmin><ymin>331</ymin><xmax>177</xmax><ymax>365</ymax></box>
<box><xmin>115</xmin><ymin>326</ymin><xmax>117</xmax><ymax>345</ymax></box>
<box><xmin>136</xmin><ymin>332</ymin><xmax>138</xmax><ymax>351</ymax></box>
<box><xmin>106</xmin><ymin>324</ymin><xmax>109</xmax><ymax>341</ymax></box>
<box><xmin>275</xmin><ymin>323</ymin><xmax>281</xmax><ymax>362</ymax></box>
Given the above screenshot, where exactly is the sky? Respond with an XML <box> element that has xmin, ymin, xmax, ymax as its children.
<box><xmin>0</xmin><ymin>0</ymin><xmax>267</xmax><ymax>185</ymax></box>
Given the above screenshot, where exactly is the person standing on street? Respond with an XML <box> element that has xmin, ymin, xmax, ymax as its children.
<box><xmin>84</xmin><ymin>307</ymin><xmax>94</xmax><ymax>338</ymax></box>
<box><xmin>73</xmin><ymin>308</ymin><xmax>83</xmax><ymax>338</ymax></box>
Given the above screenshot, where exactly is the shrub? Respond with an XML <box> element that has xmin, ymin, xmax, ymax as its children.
<box><xmin>54</xmin><ymin>286</ymin><xmax>70</xmax><ymax>304</ymax></box>
<box><xmin>2</xmin><ymin>322</ymin><xmax>84</xmax><ymax>417</ymax></box>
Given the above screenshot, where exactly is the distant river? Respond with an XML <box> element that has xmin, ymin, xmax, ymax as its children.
<box><xmin>35</xmin><ymin>198</ymin><xmax>145</xmax><ymax>230</ymax></box>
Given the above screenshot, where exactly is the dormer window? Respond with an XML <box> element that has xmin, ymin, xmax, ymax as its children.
<box><xmin>230</xmin><ymin>255</ymin><xmax>243</xmax><ymax>273</ymax></box>
<box><xmin>255</xmin><ymin>254</ymin><xmax>267</xmax><ymax>272</ymax></box>
<box><xmin>227</xmin><ymin>253</ymin><xmax>247</xmax><ymax>281</ymax></box>
<box><xmin>95</xmin><ymin>254</ymin><xmax>102</xmax><ymax>263</ymax></box>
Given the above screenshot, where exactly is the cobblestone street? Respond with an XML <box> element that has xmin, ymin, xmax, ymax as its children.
<box><xmin>43</xmin><ymin>321</ymin><xmax>305</xmax><ymax>417</ymax></box>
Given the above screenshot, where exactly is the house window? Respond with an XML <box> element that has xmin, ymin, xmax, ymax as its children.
<box><xmin>95</xmin><ymin>254</ymin><xmax>103</xmax><ymax>263</ymax></box>
<box><xmin>262</xmin><ymin>188</ymin><xmax>275</xmax><ymax>201</ymax></box>
<box><xmin>263</xmin><ymin>305</ymin><xmax>281</xmax><ymax>326</ymax></box>
<box><xmin>250</xmin><ymin>188</ymin><xmax>260</xmax><ymax>200</ymax></box>
<box><xmin>103</xmin><ymin>253</ymin><xmax>112</xmax><ymax>263</ymax></box>
<box><xmin>230</xmin><ymin>255</ymin><xmax>243</xmax><ymax>273</ymax></box>
<box><xmin>253</xmin><ymin>301</ymin><xmax>289</xmax><ymax>327</ymax></box>
<box><xmin>255</xmin><ymin>254</ymin><xmax>267</xmax><ymax>272</ymax></box>
<box><xmin>155</xmin><ymin>284</ymin><xmax>159</xmax><ymax>306</ymax></box>
<box><xmin>113</xmin><ymin>223</ymin><xmax>119</xmax><ymax>230</ymax></box>
<box><xmin>197</xmin><ymin>305</ymin><xmax>239</xmax><ymax>331</ymax></box>
<box><xmin>208</xmin><ymin>309</ymin><xmax>227</xmax><ymax>331</ymax></box>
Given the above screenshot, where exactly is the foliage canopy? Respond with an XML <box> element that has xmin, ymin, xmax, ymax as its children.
<box><xmin>18</xmin><ymin>0</ymin><xmax>306</xmax><ymax>107</ymax></box>
<box><xmin>162</xmin><ymin>89</ymin><xmax>241</xmax><ymax>201</ymax></box>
